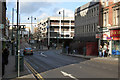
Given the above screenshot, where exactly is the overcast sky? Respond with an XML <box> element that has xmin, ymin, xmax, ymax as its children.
<box><xmin>6</xmin><ymin>0</ymin><xmax>92</xmax><ymax>23</ymax></box>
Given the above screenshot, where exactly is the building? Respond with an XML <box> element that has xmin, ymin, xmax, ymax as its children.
<box><xmin>74</xmin><ymin>1</ymin><xmax>100</xmax><ymax>56</ymax></box>
<box><xmin>36</xmin><ymin>16</ymin><xmax>75</xmax><ymax>47</ymax></box>
<box><xmin>100</xmin><ymin>0</ymin><xmax>120</xmax><ymax>55</ymax></box>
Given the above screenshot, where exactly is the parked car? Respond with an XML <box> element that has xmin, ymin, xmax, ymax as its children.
<box><xmin>23</xmin><ymin>48</ymin><xmax>33</xmax><ymax>55</ymax></box>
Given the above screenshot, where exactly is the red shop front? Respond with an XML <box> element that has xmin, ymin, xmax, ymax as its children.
<box><xmin>110</xmin><ymin>29</ymin><xmax>120</xmax><ymax>55</ymax></box>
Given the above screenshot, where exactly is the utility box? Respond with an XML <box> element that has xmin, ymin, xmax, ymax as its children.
<box><xmin>15</xmin><ymin>54</ymin><xmax>24</xmax><ymax>71</ymax></box>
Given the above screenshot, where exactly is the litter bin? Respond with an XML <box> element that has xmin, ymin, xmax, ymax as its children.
<box><xmin>15</xmin><ymin>54</ymin><xmax>24</xmax><ymax>71</ymax></box>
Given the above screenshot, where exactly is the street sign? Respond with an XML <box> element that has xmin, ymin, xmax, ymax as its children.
<box><xmin>107</xmin><ymin>37</ymin><xmax>112</xmax><ymax>40</ymax></box>
<box><xmin>96</xmin><ymin>34</ymin><xmax>101</xmax><ymax>38</ymax></box>
<box><xmin>46</xmin><ymin>25</ymin><xmax>49</xmax><ymax>28</ymax></box>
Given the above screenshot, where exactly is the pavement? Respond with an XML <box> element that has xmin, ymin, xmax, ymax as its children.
<box><xmin>62</xmin><ymin>53</ymin><xmax>118</xmax><ymax>65</ymax></box>
<box><xmin>2</xmin><ymin>38</ymin><xmax>35</xmax><ymax>80</ymax></box>
<box><xmin>2</xmin><ymin>54</ymin><xmax>35</xmax><ymax>80</ymax></box>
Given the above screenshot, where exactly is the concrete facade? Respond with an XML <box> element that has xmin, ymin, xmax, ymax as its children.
<box><xmin>75</xmin><ymin>1</ymin><xmax>99</xmax><ymax>42</ymax></box>
<box><xmin>74</xmin><ymin>1</ymin><xmax>101</xmax><ymax>56</ymax></box>
<box><xmin>36</xmin><ymin>17</ymin><xmax>75</xmax><ymax>46</ymax></box>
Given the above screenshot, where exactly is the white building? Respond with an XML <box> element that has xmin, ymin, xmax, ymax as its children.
<box><xmin>36</xmin><ymin>16</ymin><xmax>75</xmax><ymax>46</ymax></box>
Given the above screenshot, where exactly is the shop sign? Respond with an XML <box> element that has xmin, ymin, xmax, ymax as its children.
<box><xmin>107</xmin><ymin>37</ymin><xmax>112</xmax><ymax>40</ymax></box>
<box><xmin>96</xmin><ymin>34</ymin><xmax>101</xmax><ymax>38</ymax></box>
<box><xmin>112</xmin><ymin>37</ymin><xmax>120</xmax><ymax>40</ymax></box>
<box><xmin>101</xmin><ymin>34</ymin><xmax>108</xmax><ymax>40</ymax></box>
<box><xmin>110</xmin><ymin>30</ymin><xmax>120</xmax><ymax>37</ymax></box>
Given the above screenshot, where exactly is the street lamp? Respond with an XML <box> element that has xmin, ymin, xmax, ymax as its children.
<box><xmin>59</xmin><ymin>9</ymin><xmax>65</xmax><ymax>39</ymax></box>
<box><xmin>59</xmin><ymin>9</ymin><xmax>65</xmax><ymax>52</ymax></box>
<box><xmin>27</xmin><ymin>16</ymin><xmax>36</xmax><ymax>43</ymax></box>
<box><xmin>97</xmin><ymin>26</ymin><xmax>101</xmax><ymax>52</ymax></box>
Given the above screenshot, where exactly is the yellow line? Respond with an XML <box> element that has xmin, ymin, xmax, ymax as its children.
<box><xmin>24</xmin><ymin>60</ymin><xmax>44</xmax><ymax>80</ymax></box>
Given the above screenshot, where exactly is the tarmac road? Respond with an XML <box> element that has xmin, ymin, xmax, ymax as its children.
<box><xmin>24</xmin><ymin>49</ymin><xmax>118</xmax><ymax>80</ymax></box>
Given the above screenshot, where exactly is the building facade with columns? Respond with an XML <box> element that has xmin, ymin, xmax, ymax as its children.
<box><xmin>36</xmin><ymin>17</ymin><xmax>75</xmax><ymax>47</ymax></box>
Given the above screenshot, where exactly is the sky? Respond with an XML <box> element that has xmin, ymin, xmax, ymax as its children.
<box><xmin>6</xmin><ymin>0</ymin><xmax>92</xmax><ymax>23</ymax></box>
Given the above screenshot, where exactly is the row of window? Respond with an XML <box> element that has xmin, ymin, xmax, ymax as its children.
<box><xmin>76</xmin><ymin>5</ymin><xmax>99</xmax><ymax>18</ymax></box>
<box><xmin>76</xmin><ymin>23</ymin><xmax>98</xmax><ymax>34</ymax></box>
<box><xmin>103</xmin><ymin>7</ymin><xmax>120</xmax><ymax>26</ymax></box>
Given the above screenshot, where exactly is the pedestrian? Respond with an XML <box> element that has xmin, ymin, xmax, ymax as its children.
<box><xmin>48</xmin><ymin>45</ymin><xmax>50</xmax><ymax>50</ymax></box>
<box><xmin>102</xmin><ymin>43</ymin><xmax>107</xmax><ymax>57</ymax></box>
<box><xmin>99</xmin><ymin>45</ymin><xmax>102</xmax><ymax>57</ymax></box>
<box><xmin>2</xmin><ymin>47</ymin><xmax>9</xmax><ymax>77</ymax></box>
<box><xmin>105</xmin><ymin>44</ymin><xmax>109</xmax><ymax>57</ymax></box>
<box><xmin>66</xmin><ymin>46</ymin><xmax>69</xmax><ymax>54</ymax></box>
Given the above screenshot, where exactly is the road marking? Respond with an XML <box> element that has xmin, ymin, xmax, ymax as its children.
<box><xmin>61</xmin><ymin>71</ymin><xmax>78</xmax><ymax>80</ymax></box>
<box><xmin>24</xmin><ymin>64</ymin><xmax>35</xmax><ymax>78</ymax></box>
<box><xmin>24</xmin><ymin>60</ymin><xmax>44</xmax><ymax>80</ymax></box>
<box><xmin>41</xmin><ymin>52</ymin><xmax>47</xmax><ymax>57</ymax></box>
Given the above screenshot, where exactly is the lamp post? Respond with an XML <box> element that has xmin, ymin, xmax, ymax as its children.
<box><xmin>59</xmin><ymin>9</ymin><xmax>65</xmax><ymax>39</ymax></box>
<box><xmin>28</xmin><ymin>16</ymin><xmax>36</xmax><ymax>43</ymax></box>
<box><xmin>16</xmin><ymin>0</ymin><xmax>20</xmax><ymax>77</ymax></box>
<box><xmin>96</xmin><ymin>26</ymin><xmax>102</xmax><ymax>54</ymax></box>
<box><xmin>47</xmin><ymin>18</ymin><xmax>50</xmax><ymax>48</ymax></box>
<box><xmin>59</xmin><ymin>10</ymin><xmax>65</xmax><ymax>51</ymax></box>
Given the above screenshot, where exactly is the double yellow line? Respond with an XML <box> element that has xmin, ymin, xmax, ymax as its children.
<box><xmin>24</xmin><ymin>60</ymin><xmax>44</xmax><ymax>80</ymax></box>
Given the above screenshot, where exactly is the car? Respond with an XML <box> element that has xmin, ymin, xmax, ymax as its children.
<box><xmin>23</xmin><ymin>48</ymin><xmax>33</xmax><ymax>55</ymax></box>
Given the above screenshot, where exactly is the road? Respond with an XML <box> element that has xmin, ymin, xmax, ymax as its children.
<box><xmin>24</xmin><ymin>49</ymin><xmax>118</xmax><ymax>80</ymax></box>
<box><xmin>20</xmin><ymin>41</ymin><xmax>118</xmax><ymax>80</ymax></box>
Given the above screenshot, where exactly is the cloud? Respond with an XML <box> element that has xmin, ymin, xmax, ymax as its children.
<box><xmin>20</xmin><ymin>2</ymin><xmax>54</xmax><ymax>14</ymax></box>
<box><xmin>20</xmin><ymin>13</ymin><xmax>49</xmax><ymax>23</ymax></box>
<box><xmin>54</xmin><ymin>8</ymin><xmax>74</xmax><ymax>17</ymax></box>
<box><xmin>6</xmin><ymin>0</ymin><xmax>95</xmax><ymax>2</ymax></box>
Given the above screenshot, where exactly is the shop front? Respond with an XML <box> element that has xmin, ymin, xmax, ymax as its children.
<box><xmin>110</xmin><ymin>29</ymin><xmax>120</xmax><ymax>55</ymax></box>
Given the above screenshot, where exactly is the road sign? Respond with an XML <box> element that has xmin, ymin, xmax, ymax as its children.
<box><xmin>46</xmin><ymin>25</ymin><xmax>49</xmax><ymax>28</ymax></box>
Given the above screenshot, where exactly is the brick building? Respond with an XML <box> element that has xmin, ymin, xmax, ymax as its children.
<box><xmin>100</xmin><ymin>0</ymin><xmax>120</xmax><ymax>55</ymax></box>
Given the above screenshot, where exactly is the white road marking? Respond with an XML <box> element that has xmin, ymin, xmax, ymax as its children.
<box><xmin>41</xmin><ymin>52</ymin><xmax>47</xmax><ymax>57</ymax></box>
<box><xmin>61</xmin><ymin>71</ymin><xmax>78</xmax><ymax>80</ymax></box>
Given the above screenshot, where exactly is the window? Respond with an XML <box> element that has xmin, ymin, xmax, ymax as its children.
<box><xmin>116</xmin><ymin>8</ymin><xmax>119</xmax><ymax>25</ymax></box>
<box><xmin>93</xmin><ymin>24</ymin><xmax>95</xmax><ymax>32</ymax></box>
<box><xmin>103</xmin><ymin>12</ymin><xmax>107</xmax><ymax>26</ymax></box>
<box><xmin>94</xmin><ymin>23</ymin><xmax>96</xmax><ymax>31</ymax></box>
<box><xmin>113</xmin><ymin>8</ymin><xmax>120</xmax><ymax>26</ymax></box>
<box><xmin>114</xmin><ymin>0</ymin><xmax>120</xmax><ymax>3</ymax></box>
<box><xmin>66</xmin><ymin>35</ymin><xmax>69</xmax><ymax>37</ymax></box>
<box><xmin>113</xmin><ymin>9</ymin><xmax>116</xmax><ymax>25</ymax></box>
<box><xmin>87</xmin><ymin>24</ymin><xmax>90</xmax><ymax>32</ymax></box>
